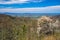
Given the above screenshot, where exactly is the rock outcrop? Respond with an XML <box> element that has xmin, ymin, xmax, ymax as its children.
<box><xmin>37</xmin><ymin>16</ymin><xmax>60</xmax><ymax>36</ymax></box>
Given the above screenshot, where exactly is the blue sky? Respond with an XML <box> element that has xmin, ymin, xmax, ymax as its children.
<box><xmin>0</xmin><ymin>0</ymin><xmax>60</xmax><ymax>13</ymax></box>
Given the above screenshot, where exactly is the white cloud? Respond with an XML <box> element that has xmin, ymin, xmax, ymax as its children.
<box><xmin>0</xmin><ymin>5</ymin><xmax>60</xmax><ymax>13</ymax></box>
<box><xmin>0</xmin><ymin>0</ymin><xmax>42</xmax><ymax>4</ymax></box>
<box><xmin>0</xmin><ymin>0</ymin><xmax>29</xmax><ymax>4</ymax></box>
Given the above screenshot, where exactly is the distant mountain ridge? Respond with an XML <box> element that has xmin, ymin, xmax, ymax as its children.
<box><xmin>0</xmin><ymin>13</ymin><xmax>60</xmax><ymax>17</ymax></box>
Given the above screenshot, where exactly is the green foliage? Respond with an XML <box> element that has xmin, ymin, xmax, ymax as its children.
<box><xmin>0</xmin><ymin>14</ymin><xmax>60</xmax><ymax>40</ymax></box>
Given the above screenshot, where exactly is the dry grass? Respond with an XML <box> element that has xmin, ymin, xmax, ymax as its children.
<box><xmin>42</xmin><ymin>35</ymin><xmax>56</xmax><ymax>40</ymax></box>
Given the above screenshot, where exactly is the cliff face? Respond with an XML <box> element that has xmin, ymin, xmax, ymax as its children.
<box><xmin>0</xmin><ymin>14</ymin><xmax>60</xmax><ymax>40</ymax></box>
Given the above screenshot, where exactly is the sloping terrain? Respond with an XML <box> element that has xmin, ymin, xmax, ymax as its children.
<box><xmin>0</xmin><ymin>14</ymin><xmax>37</xmax><ymax>40</ymax></box>
<box><xmin>0</xmin><ymin>14</ymin><xmax>60</xmax><ymax>40</ymax></box>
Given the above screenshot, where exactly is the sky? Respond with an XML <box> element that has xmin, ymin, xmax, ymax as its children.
<box><xmin>0</xmin><ymin>0</ymin><xmax>60</xmax><ymax>13</ymax></box>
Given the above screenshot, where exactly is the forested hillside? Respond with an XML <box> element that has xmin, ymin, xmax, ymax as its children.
<box><xmin>0</xmin><ymin>14</ymin><xmax>60</xmax><ymax>40</ymax></box>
